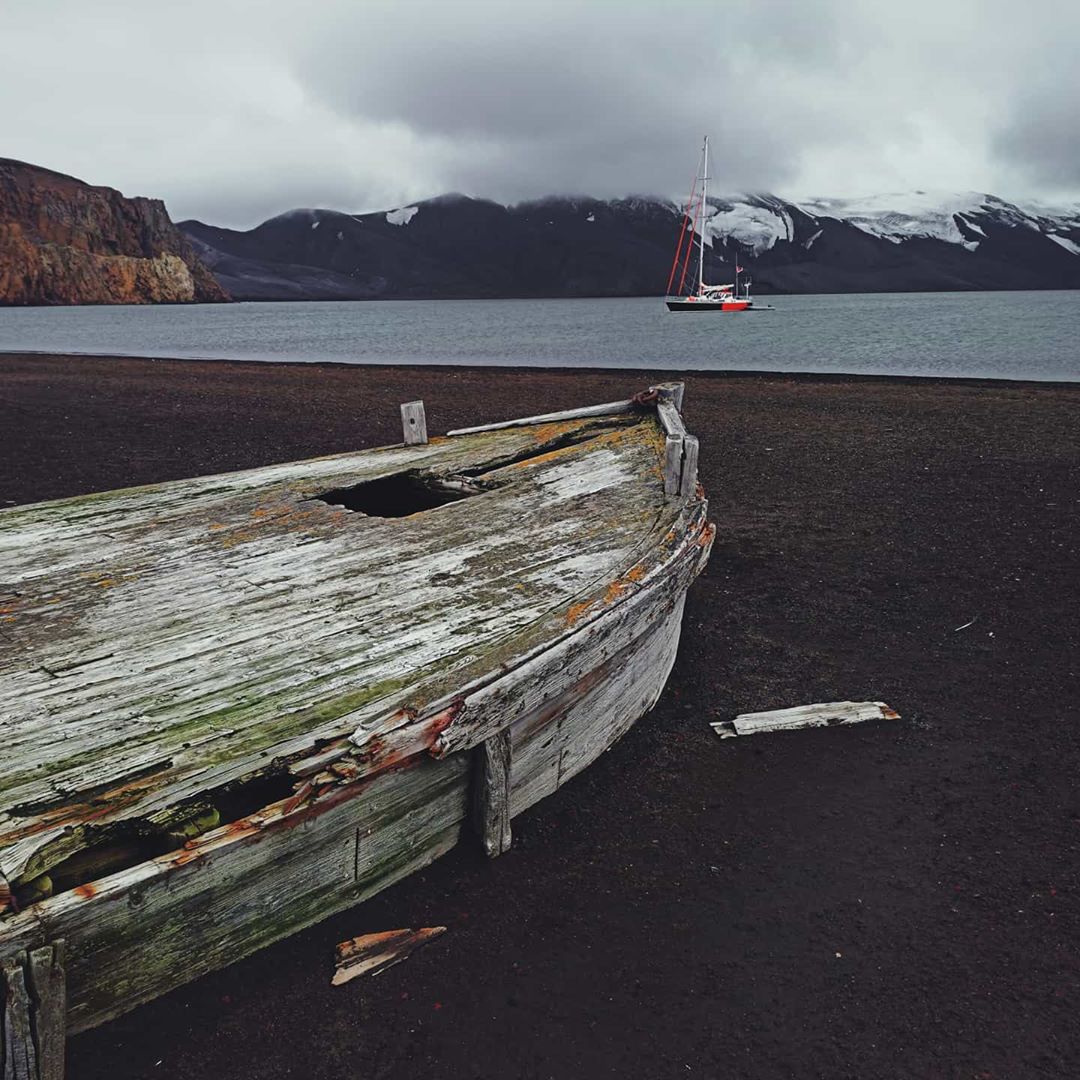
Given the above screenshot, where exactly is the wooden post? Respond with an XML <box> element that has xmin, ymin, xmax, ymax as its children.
<box><xmin>26</xmin><ymin>944</ymin><xmax>65</xmax><ymax>1080</ymax></box>
<box><xmin>1</xmin><ymin>942</ymin><xmax>66</xmax><ymax>1080</ymax></box>
<box><xmin>474</xmin><ymin>729</ymin><xmax>512</xmax><ymax>857</ymax></box>
<box><xmin>650</xmin><ymin>381</ymin><xmax>685</xmax><ymax>413</ymax></box>
<box><xmin>400</xmin><ymin>401</ymin><xmax>428</xmax><ymax>446</ymax></box>
<box><xmin>680</xmin><ymin>435</ymin><xmax>699</xmax><ymax>497</ymax></box>
<box><xmin>663</xmin><ymin>435</ymin><xmax>683</xmax><ymax>498</ymax></box>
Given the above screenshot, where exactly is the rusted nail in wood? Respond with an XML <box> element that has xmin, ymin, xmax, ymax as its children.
<box><xmin>400</xmin><ymin>401</ymin><xmax>428</xmax><ymax>446</ymax></box>
<box><xmin>332</xmin><ymin>927</ymin><xmax>447</xmax><ymax>986</ymax></box>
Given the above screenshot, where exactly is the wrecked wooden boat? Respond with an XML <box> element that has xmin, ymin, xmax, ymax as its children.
<box><xmin>0</xmin><ymin>383</ymin><xmax>712</xmax><ymax>1070</ymax></box>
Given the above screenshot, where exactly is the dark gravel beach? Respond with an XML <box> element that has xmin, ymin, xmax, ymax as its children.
<box><xmin>3</xmin><ymin>353</ymin><xmax>1078</xmax><ymax>1080</ymax></box>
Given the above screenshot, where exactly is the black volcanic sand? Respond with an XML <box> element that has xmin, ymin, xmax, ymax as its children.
<box><xmin>2</xmin><ymin>353</ymin><xmax>1078</xmax><ymax>1080</ymax></box>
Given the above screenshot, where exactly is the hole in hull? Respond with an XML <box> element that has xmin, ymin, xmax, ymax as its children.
<box><xmin>316</xmin><ymin>473</ymin><xmax>473</xmax><ymax>518</ymax></box>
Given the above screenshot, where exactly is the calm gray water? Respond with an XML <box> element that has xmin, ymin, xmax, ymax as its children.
<box><xmin>1</xmin><ymin>291</ymin><xmax>1077</xmax><ymax>380</ymax></box>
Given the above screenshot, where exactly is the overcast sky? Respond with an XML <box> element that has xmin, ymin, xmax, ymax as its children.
<box><xmin>3</xmin><ymin>0</ymin><xmax>1078</xmax><ymax>227</ymax></box>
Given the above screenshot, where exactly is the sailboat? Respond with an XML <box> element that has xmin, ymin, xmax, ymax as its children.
<box><xmin>665</xmin><ymin>136</ymin><xmax>755</xmax><ymax>312</ymax></box>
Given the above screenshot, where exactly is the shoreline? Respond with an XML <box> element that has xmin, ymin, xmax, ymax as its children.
<box><xmin>3</xmin><ymin>348</ymin><xmax>1080</xmax><ymax>390</ymax></box>
<box><xmin>3</xmin><ymin>352</ymin><xmax>1078</xmax><ymax>1079</ymax></box>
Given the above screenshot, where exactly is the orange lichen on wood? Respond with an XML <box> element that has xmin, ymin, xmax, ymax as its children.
<box><xmin>565</xmin><ymin>599</ymin><xmax>595</xmax><ymax>626</ymax></box>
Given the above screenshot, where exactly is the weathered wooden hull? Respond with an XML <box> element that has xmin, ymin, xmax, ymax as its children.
<box><xmin>0</xmin><ymin>383</ymin><xmax>713</xmax><ymax>1054</ymax></box>
<box><xmin>2</xmin><ymin>538</ymin><xmax>701</xmax><ymax>1034</ymax></box>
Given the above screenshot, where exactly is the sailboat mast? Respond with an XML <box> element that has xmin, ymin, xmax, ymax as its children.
<box><xmin>698</xmin><ymin>136</ymin><xmax>708</xmax><ymax>295</ymax></box>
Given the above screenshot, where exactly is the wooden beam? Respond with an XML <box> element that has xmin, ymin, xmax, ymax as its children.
<box><xmin>2</xmin><ymin>953</ymin><xmax>37</xmax><ymax>1080</ymax></box>
<box><xmin>711</xmin><ymin>701</ymin><xmax>900</xmax><ymax>739</ymax></box>
<box><xmin>680</xmin><ymin>435</ymin><xmax>699</xmax><ymax>497</ymax></box>
<box><xmin>25</xmin><ymin>943</ymin><xmax>65</xmax><ymax>1080</ymax></box>
<box><xmin>400</xmin><ymin>401</ymin><xmax>428</xmax><ymax>446</ymax></box>
<box><xmin>474</xmin><ymin>729</ymin><xmax>512</xmax><ymax>857</ymax></box>
<box><xmin>657</xmin><ymin>400</ymin><xmax>687</xmax><ymax>438</ymax></box>
<box><xmin>447</xmin><ymin>400</ymin><xmax>636</xmax><ymax>436</ymax></box>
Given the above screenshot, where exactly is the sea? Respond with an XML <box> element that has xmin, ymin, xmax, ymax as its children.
<box><xmin>1</xmin><ymin>290</ymin><xmax>1077</xmax><ymax>381</ymax></box>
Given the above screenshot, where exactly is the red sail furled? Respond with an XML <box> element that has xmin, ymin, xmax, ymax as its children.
<box><xmin>676</xmin><ymin>187</ymin><xmax>703</xmax><ymax>297</ymax></box>
<box><xmin>666</xmin><ymin>170</ymin><xmax>700</xmax><ymax>296</ymax></box>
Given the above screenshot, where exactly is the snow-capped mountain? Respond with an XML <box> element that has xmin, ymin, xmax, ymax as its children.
<box><xmin>181</xmin><ymin>190</ymin><xmax>1080</xmax><ymax>301</ymax></box>
<box><xmin>706</xmin><ymin>190</ymin><xmax>1080</xmax><ymax>255</ymax></box>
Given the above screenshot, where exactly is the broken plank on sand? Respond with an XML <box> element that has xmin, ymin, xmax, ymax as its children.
<box><xmin>711</xmin><ymin>701</ymin><xmax>900</xmax><ymax>739</ymax></box>
<box><xmin>331</xmin><ymin>927</ymin><xmax>447</xmax><ymax>986</ymax></box>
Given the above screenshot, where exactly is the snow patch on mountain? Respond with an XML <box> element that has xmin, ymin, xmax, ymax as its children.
<box><xmin>1015</xmin><ymin>198</ymin><xmax>1080</xmax><ymax>227</ymax></box>
<box><xmin>386</xmin><ymin>206</ymin><xmax>419</xmax><ymax>226</ymax></box>
<box><xmin>799</xmin><ymin>191</ymin><xmax>998</xmax><ymax>246</ymax></box>
<box><xmin>1048</xmin><ymin>233</ymin><xmax>1080</xmax><ymax>256</ymax></box>
<box><xmin>702</xmin><ymin>199</ymin><xmax>794</xmax><ymax>255</ymax></box>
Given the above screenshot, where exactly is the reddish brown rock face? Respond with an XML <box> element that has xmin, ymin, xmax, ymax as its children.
<box><xmin>0</xmin><ymin>158</ymin><xmax>229</xmax><ymax>305</ymax></box>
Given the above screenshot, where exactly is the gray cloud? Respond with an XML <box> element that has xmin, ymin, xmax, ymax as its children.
<box><xmin>1</xmin><ymin>0</ymin><xmax>1077</xmax><ymax>227</ymax></box>
<box><xmin>991</xmin><ymin>35</ymin><xmax>1080</xmax><ymax>194</ymax></box>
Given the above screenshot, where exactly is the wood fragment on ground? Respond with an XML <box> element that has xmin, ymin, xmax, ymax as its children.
<box><xmin>331</xmin><ymin>927</ymin><xmax>447</xmax><ymax>987</ymax></box>
<box><xmin>711</xmin><ymin>701</ymin><xmax>900</xmax><ymax>739</ymax></box>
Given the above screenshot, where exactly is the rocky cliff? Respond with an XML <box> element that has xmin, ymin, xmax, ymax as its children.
<box><xmin>0</xmin><ymin>159</ymin><xmax>228</xmax><ymax>305</ymax></box>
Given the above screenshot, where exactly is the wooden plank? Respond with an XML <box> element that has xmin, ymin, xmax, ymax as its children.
<box><xmin>332</xmin><ymin>927</ymin><xmax>446</xmax><ymax>986</ymax></box>
<box><xmin>1</xmin><ymin>955</ymin><xmax>35</xmax><ymax>1080</ymax></box>
<box><xmin>400</xmin><ymin>401</ymin><xmax>427</xmax><ymax>446</ymax></box>
<box><xmin>711</xmin><ymin>701</ymin><xmax>900</xmax><ymax>739</ymax></box>
<box><xmin>663</xmin><ymin>434</ymin><xmax>684</xmax><ymax>497</ymax></box>
<box><xmin>25</xmin><ymin>943</ymin><xmax>65</xmax><ymax>1080</ymax></box>
<box><xmin>429</xmin><ymin>501</ymin><xmax>712</xmax><ymax>758</ymax></box>
<box><xmin>474</xmin><ymin>730</ymin><xmax>512</xmax><ymax>858</ymax></box>
<box><xmin>680</xmin><ymin>435</ymin><xmax>700</xmax><ymax>497</ymax></box>
<box><xmin>446</xmin><ymin>400</ymin><xmax>636</xmax><ymax>435</ymax></box>
<box><xmin>28</xmin><ymin>754</ymin><xmax>470</xmax><ymax>1033</ymax></box>
<box><xmin>657</xmin><ymin>400</ymin><xmax>687</xmax><ymax>438</ymax></box>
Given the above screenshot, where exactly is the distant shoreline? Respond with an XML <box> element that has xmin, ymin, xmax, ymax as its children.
<box><xmin>3</xmin><ymin>349</ymin><xmax>1079</xmax><ymax>390</ymax></box>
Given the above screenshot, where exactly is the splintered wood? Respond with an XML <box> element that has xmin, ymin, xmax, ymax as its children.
<box><xmin>711</xmin><ymin>701</ymin><xmax>900</xmax><ymax>739</ymax></box>
<box><xmin>332</xmin><ymin>927</ymin><xmax>446</xmax><ymax>986</ymax></box>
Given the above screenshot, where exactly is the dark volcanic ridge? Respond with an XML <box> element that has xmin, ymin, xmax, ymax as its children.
<box><xmin>181</xmin><ymin>190</ymin><xmax>1080</xmax><ymax>301</ymax></box>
